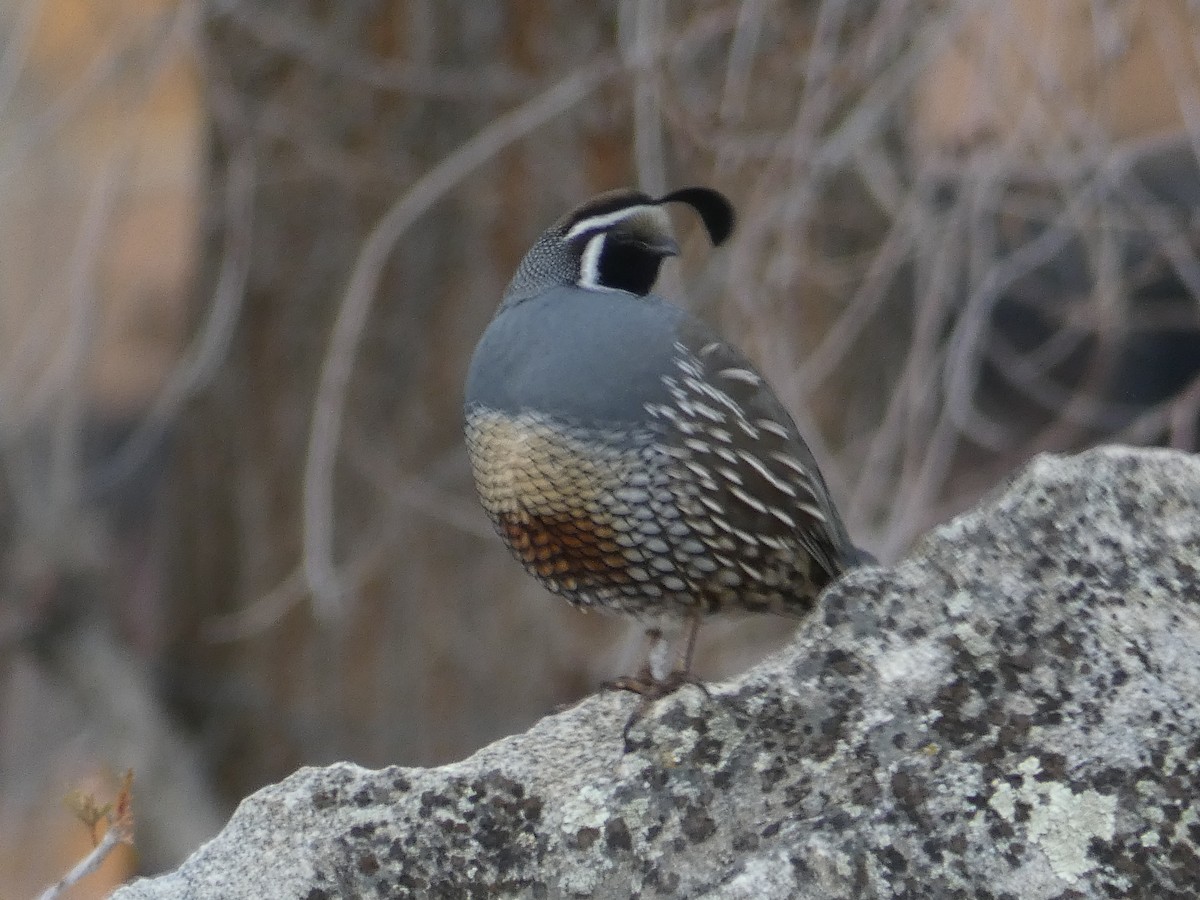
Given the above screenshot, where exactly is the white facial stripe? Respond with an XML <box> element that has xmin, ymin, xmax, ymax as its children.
<box><xmin>564</xmin><ymin>204</ymin><xmax>658</xmax><ymax>242</ymax></box>
<box><xmin>578</xmin><ymin>233</ymin><xmax>619</xmax><ymax>290</ymax></box>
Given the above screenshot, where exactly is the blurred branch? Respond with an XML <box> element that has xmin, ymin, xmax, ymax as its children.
<box><xmin>210</xmin><ymin>0</ymin><xmax>532</xmax><ymax>101</ymax></box>
<box><xmin>87</xmin><ymin>148</ymin><xmax>256</xmax><ymax>495</ymax></box>
<box><xmin>717</xmin><ymin>0</ymin><xmax>766</xmax><ymax>133</ymax></box>
<box><xmin>0</xmin><ymin>0</ymin><xmax>41</xmax><ymax>119</ymax></box>
<box><xmin>0</xmin><ymin>3</ymin><xmax>186</xmax><ymax>181</ymax></box>
<box><xmin>797</xmin><ymin>197</ymin><xmax>919</xmax><ymax>388</ymax></box>
<box><xmin>202</xmin><ymin>565</ymin><xmax>306</xmax><ymax>643</ymax></box>
<box><xmin>347</xmin><ymin>437</ymin><xmax>496</xmax><ymax>542</ymax></box>
<box><xmin>941</xmin><ymin>181</ymin><xmax>1103</xmax><ymax>449</ymax></box>
<box><xmin>301</xmin><ymin>60</ymin><xmax>619</xmax><ymax>619</ymax></box>
<box><xmin>49</xmin><ymin>154</ymin><xmax>127</xmax><ymax>525</ymax></box>
<box><xmin>620</xmin><ymin>0</ymin><xmax>668</xmax><ymax>195</ymax></box>
<box><xmin>0</xmin><ymin>153</ymin><xmax>124</xmax><ymax>538</ymax></box>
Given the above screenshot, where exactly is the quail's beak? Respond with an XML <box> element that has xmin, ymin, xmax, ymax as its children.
<box><xmin>643</xmin><ymin>234</ymin><xmax>680</xmax><ymax>258</ymax></box>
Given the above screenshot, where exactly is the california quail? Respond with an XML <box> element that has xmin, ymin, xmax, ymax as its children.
<box><xmin>465</xmin><ymin>187</ymin><xmax>864</xmax><ymax>691</ymax></box>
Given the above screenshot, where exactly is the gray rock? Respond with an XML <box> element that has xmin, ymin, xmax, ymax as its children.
<box><xmin>114</xmin><ymin>446</ymin><xmax>1200</xmax><ymax>899</ymax></box>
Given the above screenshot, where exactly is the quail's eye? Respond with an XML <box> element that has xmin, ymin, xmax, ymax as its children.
<box><xmin>593</xmin><ymin>235</ymin><xmax>665</xmax><ymax>295</ymax></box>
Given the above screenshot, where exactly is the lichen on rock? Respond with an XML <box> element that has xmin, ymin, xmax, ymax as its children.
<box><xmin>114</xmin><ymin>447</ymin><xmax>1200</xmax><ymax>899</ymax></box>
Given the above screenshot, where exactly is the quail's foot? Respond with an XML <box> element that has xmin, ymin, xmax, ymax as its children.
<box><xmin>616</xmin><ymin>670</ymin><xmax>713</xmax><ymax>748</ymax></box>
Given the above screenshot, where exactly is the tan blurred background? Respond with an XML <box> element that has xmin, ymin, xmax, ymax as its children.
<box><xmin>2</xmin><ymin>1</ymin><xmax>1199</xmax><ymax>895</ymax></box>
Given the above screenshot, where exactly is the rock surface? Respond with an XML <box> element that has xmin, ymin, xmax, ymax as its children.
<box><xmin>114</xmin><ymin>447</ymin><xmax>1200</xmax><ymax>899</ymax></box>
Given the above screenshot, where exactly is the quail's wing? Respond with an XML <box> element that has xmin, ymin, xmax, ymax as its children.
<box><xmin>643</xmin><ymin>319</ymin><xmax>853</xmax><ymax>583</ymax></box>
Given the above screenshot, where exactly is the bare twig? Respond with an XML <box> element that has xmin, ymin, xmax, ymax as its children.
<box><xmin>37</xmin><ymin>825</ymin><xmax>129</xmax><ymax>900</ymax></box>
<box><xmin>38</xmin><ymin>771</ymin><xmax>134</xmax><ymax>900</ymax></box>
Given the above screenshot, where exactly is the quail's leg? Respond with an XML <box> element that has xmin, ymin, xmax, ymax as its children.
<box><xmin>650</xmin><ymin>611</ymin><xmax>709</xmax><ymax>696</ymax></box>
<box><xmin>616</xmin><ymin>612</ymin><xmax>712</xmax><ymax>746</ymax></box>
<box><xmin>603</xmin><ymin>626</ymin><xmax>666</xmax><ymax>694</ymax></box>
<box><xmin>607</xmin><ymin>612</ymin><xmax>710</xmax><ymax>699</ymax></box>
<box><xmin>648</xmin><ymin>626</ymin><xmax>673</xmax><ymax>683</ymax></box>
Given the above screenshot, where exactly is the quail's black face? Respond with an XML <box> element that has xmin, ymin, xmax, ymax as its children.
<box><xmin>559</xmin><ymin>187</ymin><xmax>735</xmax><ymax>296</ymax></box>
<box><xmin>565</xmin><ymin>205</ymin><xmax>679</xmax><ymax>295</ymax></box>
<box><xmin>591</xmin><ymin>231</ymin><xmax>673</xmax><ymax>295</ymax></box>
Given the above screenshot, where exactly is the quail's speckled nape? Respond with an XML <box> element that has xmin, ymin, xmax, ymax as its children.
<box><xmin>465</xmin><ymin>187</ymin><xmax>866</xmax><ymax>699</ymax></box>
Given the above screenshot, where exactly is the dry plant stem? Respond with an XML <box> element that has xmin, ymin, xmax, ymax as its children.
<box><xmin>207</xmin><ymin>438</ymin><xmax>489</xmax><ymax>643</ymax></box>
<box><xmin>36</xmin><ymin>821</ymin><xmax>132</xmax><ymax>900</ymax></box>
<box><xmin>796</xmin><ymin>197</ymin><xmax>919</xmax><ymax>389</ymax></box>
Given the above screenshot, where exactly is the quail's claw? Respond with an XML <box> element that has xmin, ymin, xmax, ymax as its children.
<box><xmin>605</xmin><ymin>669</ymin><xmax>710</xmax><ymax>700</ymax></box>
<box><xmin>612</xmin><ymin>670</ymin><xmax>713</xmax><ymax>749</ymax></box>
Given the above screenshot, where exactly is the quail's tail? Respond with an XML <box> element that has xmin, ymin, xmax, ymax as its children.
<box><xmin>848</xmin><ymin>545</ymin><xmax>878</xmax><ymax>567</ymax></box>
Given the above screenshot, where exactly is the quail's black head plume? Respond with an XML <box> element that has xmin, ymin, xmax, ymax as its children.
<box><xmin>465</xmin><ymin>186</ymin><xmax>864</xmax><ymax>694</ymax></box>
